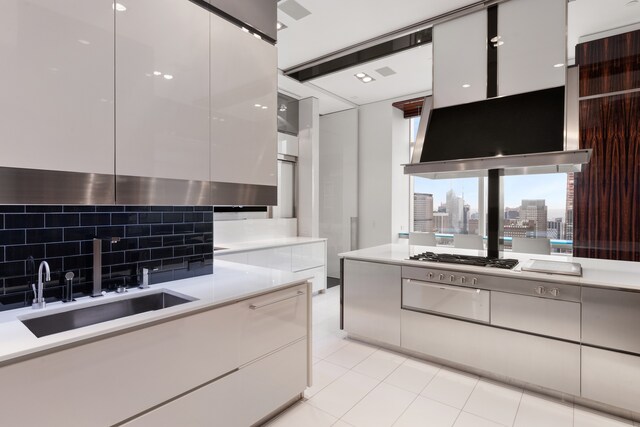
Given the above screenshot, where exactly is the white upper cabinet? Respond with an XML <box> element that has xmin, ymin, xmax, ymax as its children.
<box><xmin>115</xmin><ymin>0</ymin><xmax>210</xmax><ymax>182</ymax></box>
<box><xmin>433</xmin><ymin>10</ymin><xmax>487</xmax><ymax>108</ymax></box>
<box><xmin>210</xmin><ymin>16</ymin><xmax>277</xmax><ymax>188</ymax></box>
<box><xmin>497</xmin><ymin>0</ymin><xmax>566</xmax><ymax>97</ymax></box>
<box><xmin>0</xmin><ymin>0</ymin><xmax>114</xmax><ymax>175</ymax></box>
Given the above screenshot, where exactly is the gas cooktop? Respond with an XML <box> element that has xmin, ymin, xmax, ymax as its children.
<box><xmin>408</xmin><ymin>252</ymin><xmax>519</xmax><ymax>269</ymax></box>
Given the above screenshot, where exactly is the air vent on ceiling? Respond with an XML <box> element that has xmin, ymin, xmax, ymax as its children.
<box><xmin>278</xmin><ymin>0</ymin><xmax>311</xmax><ymax>21</ymax></box>
<box><xmin>375</xmin><ymin>66</ymin><xmax>397</xmax><ymax>77</ymax></box>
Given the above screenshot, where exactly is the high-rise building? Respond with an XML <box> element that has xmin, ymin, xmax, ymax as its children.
<box><xmin>504</xmin><ymin>221</ymin><xmax>536</xmax><ymax>238</ymax></box>
<box><xmin>565</xmin><ymin>172</ymin><xmax>574</xmax><ymax>241</ymax></box>
<box><xmin>433</xmin><ymin>212</ymin><xmax>449</xmax><ymax>233</ymax></box>
<box><xmin>521</xmin><ymin>199</ymin><xmax>548</xmax><ymax>238</ymax></box>
<box><xmin>504</xmin><ymin>207</ymin><xmax>520</xmax><ymax>220</ymax></box>
<box><xmin>413</xmin><ymin>193</ymin><xmax>434</xmax><ymax>232</ymax></box>
<box><xmin>547</xmin><ymin>218</ymin><xmax>564</xmax><ymax>240</ymax></box>
<box><xmin>446</xmin><ymin>189</ymin><xmax>465</xmax><ymax>233</ymax></box>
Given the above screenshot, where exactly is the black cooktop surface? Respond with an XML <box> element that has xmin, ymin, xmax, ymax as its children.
<box><xmin>408</xmin><ymin>252</ymin><xmax>519</xmax><ymax>269</ymax></box>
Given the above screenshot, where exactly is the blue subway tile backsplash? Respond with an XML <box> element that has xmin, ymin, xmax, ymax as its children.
<box><xmin>0</xmin><ymin>205</ymin><xmax>213</xmax><ymax>311</ymax></box>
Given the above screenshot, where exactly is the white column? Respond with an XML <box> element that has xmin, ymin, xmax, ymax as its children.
<box><xmin>298</xmin><ymin>97</ymin><xmax>320</xmax><ymax>237</ymax></box>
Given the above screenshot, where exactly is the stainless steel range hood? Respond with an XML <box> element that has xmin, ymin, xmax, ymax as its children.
<box><xmin>404</xmin><ymin>69</ymin><xmax>591</xmax><ymax>179</ymax></box>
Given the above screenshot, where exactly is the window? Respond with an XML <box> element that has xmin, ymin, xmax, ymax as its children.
<box><xmin>503</xmin><ymin>173</ymin><xmax>573</xmax><ymax>254</ymax></box>
<box><xmin>408</xmin><ymin>116</ymin><xmax>573</xmax><ymax>254</ymax></box>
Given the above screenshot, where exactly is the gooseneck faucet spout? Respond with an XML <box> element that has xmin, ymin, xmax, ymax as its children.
<box><xmin>32</xmin><ymin>261</ymin><xmax>50</xmax><ymax>309</ymax></box>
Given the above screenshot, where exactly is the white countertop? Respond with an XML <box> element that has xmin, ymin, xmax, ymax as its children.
<box><xmin>339</xmin><ymin>244</ymin><xmax>640</xmax><ymax>291</ymax></box>
<box><xmin>215</xmin><ymin>237</ymin><xmax>326</xmax><ymax>255</ymax></box>
<box><xmin>0</xmin><ymin>260</ymin><xmax>311</xmax><ymax>366</ymax></box>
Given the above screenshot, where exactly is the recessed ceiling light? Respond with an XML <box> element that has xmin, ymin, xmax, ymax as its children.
<box><xmin>241</xmin><ymin>27</ymin><xmax>250</xmax><ymax>33</ymax></box>
<box><xmin>163</xmin><ymin>74</ymin><xmax>173</xmax><ymax>80</ymax></box>
<box><xmin>490</xmin><ymin>36</ymin><xmax>502</xmax><ymax>43</ymax></box>
<box><xmin>553</xmin><ymin>63</ymin><xmax>565</xmax><ymax>68</ymax></box>
<box><xmin>112</xmin><ymin>3</ymin><xmax>126</xmax><ymax>12</ymax></box>
<box><xmin>254</xmin><ymin>104</ymin><xmax>262</xmax><ymax>107</ymax></box>
<box><xmin>462</xmin><ymin>84</ymin><xmax>471</xmax><ymax>88</ymax></box>
<box><xmin>279</xmin><ymin>104</ymin><xmax>288</xmax><ymax>112</ymax></box>
<box><xmin>494</xmin><ymin>41</ymin><xmax>504</xmax><ymax>47</ymax></box>
<box><xmin>355</xmin><ymin>72</ymin><xmax>366</xmax><ymax>78</ymax></box>
<box><xmin>261</xmin><ymin>106</ymin><xmax>268</xmax><ymax>109</ymax></box>
<box><xmin>253</xmin><ymin>33</ymin><xmax>262</xmax><ymax>40</ymax></box>
<box><xmin>362</xmin><ymin>76</ymin><xmax>373</xmax><ymax>83</ymax></box>
<box><xmin>153</xmin><ymin>71</ymin><xmax>162</xmax><ymax>76</ymax></box>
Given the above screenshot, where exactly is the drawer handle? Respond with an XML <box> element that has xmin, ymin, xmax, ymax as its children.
<box><xmin>249</xmin><ymin>290</ymin><xmax>304</xmax><ymax>310</ymax></box>
<box><xmin>413</xmin><ymin>281</ymin><xmax>483</xmax><ymax>294</ymax></box>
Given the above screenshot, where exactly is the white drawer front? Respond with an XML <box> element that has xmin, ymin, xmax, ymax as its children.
<box><xmin>123</xmin><ymin>339</ymin><xmax>308</xmax><ymax>427</ymax></box>
<box><xmin>236</xmin><ymin>283</ymin><xmax>308</xmax><ymax>365</ymax></box>
<box><xmin>402</xmin><ymin>279</ymin><xmax>490</xmax><ymax>323</ymax></box>
<box><xmin>291</xmin><ymin>242</ymin><xmax>325</xmax><ymax>272</ymax></box>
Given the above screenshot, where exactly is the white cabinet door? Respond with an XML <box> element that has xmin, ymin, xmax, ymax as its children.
<box><xmin>433</xmin><ymin>10</ymin><xmax>487</xmax><ymax>108</ymax></box>
<box><xmin>291</xmin><ymin>242</ymin><xmax>326</xmax><ymax>272</ymax></box>
<box><xmin>0</xmin><ymin>304</ymin><xmax>241</xmax><ymax>427</ymax></box>
<box><xmin>278</xmin><ymin>132</ymin><xmax>299</xmax><ymax>156</ymax></box>
<box><xmin>0</xmin><ymin>0</ymin><xmax>114</xmax><ymax>175</ymax></box>
<box><xmin>498</xmin><ymin>0</ymin><xmax>566</xmax><ymax>97</ymax></box>
<box><xmin>115</xmin><ymin>0</ymin><xmax>210</xmax><ymax>182</ymax></box>
<box><xmin>307</xmin><ymin>265</ymin><xmax>327</xmax><ymax>293</ymax></box>
<box><xmin>344</xmin><ymin>260</ymin><xmax>402</xmax><ymax>346</ymax></box>
<box><xmin>210</xmin><ymin>16</ymin><xmax>277</xmax><ymax>188</ymax></box>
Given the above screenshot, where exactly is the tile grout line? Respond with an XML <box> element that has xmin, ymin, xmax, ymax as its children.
<box><xmin>450</xmin><ymin>375</ymin><xmax>480</xmax><ymax>426</ymax></box>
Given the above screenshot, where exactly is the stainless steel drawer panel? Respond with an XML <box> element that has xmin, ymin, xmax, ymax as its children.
<box><xmin>582</xmin><ymin>287</ymin><xmax>640</xmax><ymax>354</ymax></box>
<box><xmin>402</xmin><ymin>279</ymin><xmax>490</xmax><ymax>323</ymax></box>
<box><xmin>401</xmin><ymin>266</ymin><xmax>580</xmax><ymax>302</ymax></box>
<box><xmin>491</xmin><ymin>292</ymin><xmax>581</xmax><ymax>341</ymax></box>
<box><xmin>401</xmin><ymin>310</ymin><xmax>581</xmax><ymax>395</ymax></box>
<box><xmin>582</xmin><ymin>346</ymin><xmax>640</xmax><ymax>413</ymax></box>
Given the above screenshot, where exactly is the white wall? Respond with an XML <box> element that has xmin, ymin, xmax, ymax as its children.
<box><xmin>319</xmin><ymin>109</ymin><xmax>358</xmax><ymax>278</ymax></box>
<box><xmin>214</xmin><ymin>218</ymin><xmax>297</xmax><ymax>244</ymax></box>
<box><xmin>391</xmin><ymin>107</ymin><xmax>411</xmax><ymax>243</ymax></box>
<box><xmin>356</xmin><ymin>94</ymin><xmax>421</xmax><ymax>249</ymax></box>
<box><xmin>298</xmin><ymin>97</ymin><xmax>320</xmax><ymax>237</ymax></box>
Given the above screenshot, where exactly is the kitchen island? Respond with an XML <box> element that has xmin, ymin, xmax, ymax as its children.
<box><xmin>339</xmin><ymin>244</ymin><xmax>640</xmax><ymax>419</ymax></box>
<box><xmin>0</xmin><ymin>260</ymin><xmax>312</xmax><ymax>427</ymax></box>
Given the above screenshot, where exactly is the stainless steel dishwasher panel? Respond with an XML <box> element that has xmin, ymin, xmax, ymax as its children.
<box><xmin>491</xmin><ymin>292</ymin><xmax>581</xmax><ymax>341</ymax></box>
<box><xmin>402</xmin><ymin>279</ymin><xmax>490</xmax><ymax>323</ymax></box>
<box><xmin>583</xmin><ymin>287</ymin><xmax>640</xmax><ymax>354</ymax></box>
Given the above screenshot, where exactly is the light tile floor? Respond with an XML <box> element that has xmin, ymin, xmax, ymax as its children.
<box><xmin>266</xmin><ymin>287</ymin><xmax>638</xmax><ymax>427</ymax></box>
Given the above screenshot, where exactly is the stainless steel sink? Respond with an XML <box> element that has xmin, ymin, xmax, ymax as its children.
<box><xmin>21</xmin><ymin>291</ymin><xmax>196</xmax><ymax>338</ymax></box>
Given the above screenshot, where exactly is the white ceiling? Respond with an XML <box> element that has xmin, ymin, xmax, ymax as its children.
<box><xmin>276</xmin><ymin>0</ymin><xmax>476</xmax><ymax>70</ymax></box>
<box><xmin>277</xmin><ymin>0</ymin><xmax>640</xmax><ymax>115</ymax></box>
<box><xmin>311</xmin><ymin>44</ymin><xmax>433</xmax><ymax>106</ymax></box>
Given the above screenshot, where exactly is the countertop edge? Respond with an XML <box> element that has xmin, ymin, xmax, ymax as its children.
<box><xmin>216</xmin><ymin>237</ymin><xmax>327</xmax><ymax>255</ymax></box>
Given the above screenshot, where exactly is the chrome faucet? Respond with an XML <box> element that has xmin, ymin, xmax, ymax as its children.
<box><xmin>93</xmin><ymin>237</ymin><xmax>121</xmax><ymax>297</ymax></box>
<box><xmin>139</xmin><ymin>268</ymin><xmax>150</xmax><ymax>289</ymax></box>
<box><xmin>32</xmin><ymin>261</ymin><xmax>50</xmax><ymax>309</ymax></box>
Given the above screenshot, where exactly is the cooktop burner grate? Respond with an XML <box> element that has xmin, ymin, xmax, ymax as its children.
<box><xmin>408</xmin><ymin>252</ymin><xmax>518</xmax><ymax>269</ymax></box>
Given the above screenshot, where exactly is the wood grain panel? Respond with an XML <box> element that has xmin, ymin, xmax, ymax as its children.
<box><xmin>574</xmin><ymin>92</ymin><xmax>640</xmax><ymax>260</ymax></box>
<box><xmin>576</xmin><ymin>30</ymin><xmax>640</xmax><ymax>97</ymax></box>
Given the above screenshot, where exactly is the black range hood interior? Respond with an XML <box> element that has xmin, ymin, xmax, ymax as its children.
<box><xmin>404</xmin><ymin>86</ymin><xmax>591</xmax><ymax>179</ymax></box>
<box><xmin>424</xmin><ymin>86</ymin><xmax>564</xmax><ymax>162</ymax></box>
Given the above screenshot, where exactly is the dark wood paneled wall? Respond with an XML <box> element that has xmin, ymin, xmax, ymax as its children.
<box><xmin>574</xmin><ymin>30</ymin><xmax>640</xmax><ymax>261</ymax></box>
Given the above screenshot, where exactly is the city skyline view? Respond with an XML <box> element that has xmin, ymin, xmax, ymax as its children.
<box><xmin>414</xmin><ymin>173</ymin><xmax>570</xmax><ymax>220</ymax></box>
